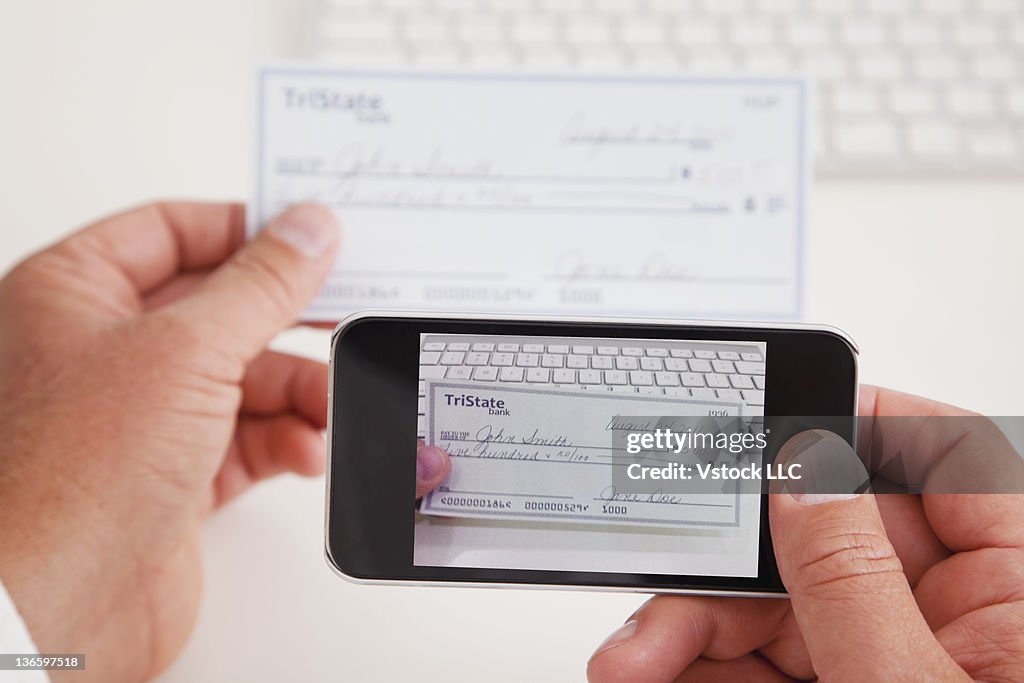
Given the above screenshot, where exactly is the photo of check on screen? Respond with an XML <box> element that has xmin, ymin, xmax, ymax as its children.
<box><xmin>414</xmin><ymin>333</ymin><xmax>767</xmax><ymax>579</ymax></box>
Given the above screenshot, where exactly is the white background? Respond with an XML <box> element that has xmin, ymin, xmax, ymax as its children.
<box><xmin>2</xmin><ymin>1</ymin><xmax>1022</xmax><ymax>682</ymax></box>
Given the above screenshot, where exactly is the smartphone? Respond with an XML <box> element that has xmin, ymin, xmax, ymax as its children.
<box><xmin>325</xmin><ymin>312</ymin><xmax>858</xmax><ymax>597</ymax></box>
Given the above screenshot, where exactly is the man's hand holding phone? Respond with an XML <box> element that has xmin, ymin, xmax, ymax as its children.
<box><xmin>587</xmin><ymin>386</ymin><xmax>1024</xmax><ymax>682</ymax></box>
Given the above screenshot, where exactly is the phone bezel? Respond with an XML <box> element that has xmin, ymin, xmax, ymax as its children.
<box><xmin>325</xmin><ymin>311</ymin><xmax>858</xmax><ymax>596</ymax></box>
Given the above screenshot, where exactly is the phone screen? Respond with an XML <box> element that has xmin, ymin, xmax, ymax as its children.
<box><xmin>414</xmin><ymin>332</ymin><xmax>767</xmax><ymax>579</ymax></box>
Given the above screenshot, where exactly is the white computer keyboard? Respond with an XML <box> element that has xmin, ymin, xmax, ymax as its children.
<box><xmin>419</xmin><ymin>334</ymin><xmax>765</xmax><ymax>399</ymax></box>
<box><xmin>315</xmin><ymin>0</ymin><xmax>1024</xmax><ymax>176</ymax></box>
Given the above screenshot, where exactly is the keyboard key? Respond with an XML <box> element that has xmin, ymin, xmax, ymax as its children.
<box><xmin>645</xmin><ymin>347</ymin><xmax>669</xmax><ymax>357</ymax></box>
<box><xmin>609</xmin><ymin>385</ymin><xmax>636</xmax><ymax>394</ymax></box>
<box><xmin>743</xmin><ymin>390</ymin><xmax>766</xmax><ymax>406</ymax></box>
<box><xmin>689</xmin><ymin>359</ymin><xmax>712</xmax><ymax>373</ymax></box>
<box><xmin>447</xmin><ymin>342</ymin><xmax>471</xmax><ymax>351</ymax></box>
<box><xmin>541</xmin><ymin>354</ymin><xmax>564</xmax><ymax>368</ymax></box>
<box><xmin>680</xmin><ymin>373</ymin><xmax>706</xmax><ymax>387</ymax></box>
<box><xmin>953</xmin><ymin>21</ymin><xmax>998</xmax><ymax>46</ymax></box>
<box><xmin>417</xmin><ymin>396</ymin><xmax>427</xmax><ymax>414</ymax></box>
<box><xmin>665</xmin><ymin>358</ymin><xmax>688</xmax><ymax>371</ymax></box>
<box><xmin>966</xmin><ymin>129</ymin><xmax>1018</xmax><ymax>162</ymax></box>
<box><xmin>716</xmin><ymin>388</ymin><xmax>743</xmax><ymax>400</ymax></box>
<box><xmin>840</xmin><ymin>20</ymin><xmax>886</xmax><ymax>46</ymax></box>
<box><xmin>491</xmin><ymin>352</ymin><xmax>515</xmax><ymax>366</ymax></box>
<box><xmin>856</xmin><ymin>53</ymin><xmax>905</xmax><ymax>80</ymax></box>
<box><xmin>947</xmin><ymin>86</ymin><xmax>996</xmax><ymax>118</ymax></box>
<box><xmin>417</xmin><ymin>415</ymin><xmax>425</xmax><ymax>436</ymax></box>
<box><xmin>787</xmin><ymin>19</ymin><xmax>829</xmax><ymax>46</ymax></box>
<box><xmin>835</xmin><ymin>121</ymin><xmax>899</xmax><ymax>159</ymax></box>
<box><xmin>592</xmin><ymin>356</ymin><xmax>613</xmax><ymax>370</ymax></box>
<box><xmin>640</xmin><ymin>357</ymin><xmax>664</xmax><ymax>371</ymax></box>
<box><xmin>655</xmin><ymin>371</ymin><xmax>679</xmax><ymax>386</ymax></box>
<box><xmin>516</xmin><ymin>353</ymin><xmax>540</xmax><ymax>367</ymax></box>
<box><xmin>457</xmin><ymin>14</ymin><xmax>503</xmax><ymax>43</ymax></box>
<box><xmin>420</xmin><ymin>366</ymin><xmax>447</xmax><ymax>379</ymax></box>
<box><xmin>566</xmin><ymin>16</ymin><xmax>611</xmax><ymax>43</ymax></box>
<box><xmin>908</xmin><ymin>122</ymin><xmax>958</xmax><ymax>158</ymax></box>
<box><xmin>670</xmin><ymin>349</ymin><xmax>693</xmax><ymax>358</ymax></box>
<box><xmin>971</xmin><ymin>53</ymin><xmax>1017</xmax><ymax>81</ymax></box>
<box><xmin>448</xmin><ymin>366</ymin><xmax>472</xmax><ymax>379</ymax></box>
<box><xmin>706</xmin><ymin>374</ymin><xmax>730</xmax><ymax>388</ymax></box>
<box><xmin>471</xmin><ymin>343</ymin><xmax>495</xmax><ymax>352</ymax></box>
<box><xmin>512</xmin><ymin>14</ymin><xmax>558</xmax><ymax>43</ymax></box>
<box><xmin>675</xmin><ymin>21</ymin><xmax>721</xmax><ymax>45</ymax></box>
<box><xmin>522</xmin><ymin>344</ymin><xmax>544</xmax><ymax>353</ymax></box>
<box><xmin>547</xmin><ymin>344</ymin><xmax>570</xmax><ymax>354</ymax></box>
<box><xmin>422</xmin><ymin>342</ymin><xmax>446</xmax><ymax>351</ymax></box>
<box><xmin>572</xmin><ymin>345</ymin><xmax>594</xmax><ymax>354</ymax></box>
<box><xmin>1008</xmin><ymin>86</ymin><xmax>1024</xmax><ymax>116</ymax></box>
<box><xmin>466</xmin><ymin>352</ymin><xmax>490</xmax><ymax>365</ymax></box>
<box><xmin>730</xmin><ymin>374</ymin><xmax>755</xmax><ymax>389</ymax></box>
<box><xmin>418</xmin><ymin>380</ymin><xmax>426</xmax><ymax>396</ymax></box>
<box><xmin>897</xmin><ymin>21</ymin><xmax>942</xmax><ymax>46</ymax></box>
<box><xmin>740</xmin><ymin>352</ymin><xmax>762</xmax><ymax>362</ymax></box>
<box><xmin>497</xmin><ymin>343</ymin><xmax>520</xmax><ymax>352</ymax></box>
<box><xmin>567</xmin><ymin>355</ymin><xmax>589</xmax><ymax>368</ymax></box>
<box><xmin>403</xmin><ymin>14</ymin><xmax>450</xmax><ymax>43</ymax></box>
<box><xmin>621</xmin><ymin>17</ymin><xmax>665</xmax><ymax>45</ymax></box>
<box><xmin>622</xmin><ymin>347</ymin><xmax>643</xmax><ymax>356</ymax></box>
<box><xmin>664</xmin><ymin>387</ymin><xmax>689</xmax><ymax>397</ymax></box>
<box><xmin>616</xmin><ymin>356</ymin><xmax>639</xmax><ymax>370</ymax></box>
<box><xmin>913</xmin><ymin>53</ymin><xmax>961</xmax><ymax>79</ymax></box>
<box><xmin>689</xmin><ymin>388</ymin><xmax>717</xmax><ymax>399</ymax></box>
<box><xmin>731</xmin><ymin>19</ymin><xmax>776</xmax><ymax>45</ymax></box>
<box><xmin>473</xmin><ymin>367</ymin><xmax>498</xmax><ymax>381</ymax></box>
<box><xmin>499</xmin><ymin>367</ymin><xmax>525</xmax><ymax>382</ymax></box>
<box><xmin>441</xmin><ymin>351</ymin><xmax>466</xmax><ymax>365</ymax></box>
<box><xmin>753</xmin><ymin>376</ymin><xmax>766</xmax><ymax>390</ymax></box>
<box><xmin>637</xmin><ymin>386</ymin><xmax>660</xmax><ymax>395</ymax></box>
<box><xmin>694</xmin><ymin>350</ymin><xmax>717</xmax><ymax>360</ymax></box>
<box><xmin>833</xmin><ymin>86</ymin><xmax>881</xmax><ymax>115</ymax></box>
<box><xmin>323</xmin><ymin>14</ymin><xmax>395</xmax><ymax>41</ymax></box>
<box><xmin>538</xmin><ymin>0</ymin><xmax>585</xmax><ymax>9</ymax></box>
<box><xmin>526</xmin><ymin>368</ymin><xmax>550</xmax><ymax>383</ymax></box>
<box><xmin>735</xmin><ymin>361</ymin><xmax>766</xmax><ymax>375</ymax></box>
<box><xmin>889</xmin><ymin>85</ymin><xmax>937</xmax><ymax>115</ymax></box>
<box><xmin>718</xmin><ymin>351</ymin><xmax>741</xmax><ymax>360</ymax></box>
<box><xmin>597</xmin><ymin>346</ymin><xmax>618</xmax><ymax>355</ymax></box>
<box><xmin>799</xmin><ymin>52</ymin><xmax>848</xmax><ymax>80</ymax></box>
<box><xmin>420</xmin><ymin>351</ymin><xmax>442</xmax><ymax>364</ymax></box>
<box><xmin>604</xmin><ymin>370</ymin><xmax>628</xmax><ymax>385</ymax></box>
<box><xmin>629</xmin><ymin>371</ymin><xmax>654</xmax><ymax>386</ymax></box>
<box><xmin>553</xmin><ymin>369</ymin><xmax>576</xmax><ymax>383</ymax></box>
<box><xmin>579</xmin><ymin>370</ymin><xmax>602</xmax><ymax>384</ymax></box>
<box><xmin>712</xmin><ymin>360</ymin><xmax>736</xmax><ymax>373</ymax></box>
<box><xmin>810</xmin><ymin>0</ymin><xmax>855</xmax><ymax>11</ymax></box>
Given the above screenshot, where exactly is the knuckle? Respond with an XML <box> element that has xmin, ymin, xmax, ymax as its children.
<box><xmin>792</xmin><ymin>523</ymin><xmax>904</xmax><ymax>598</ymax></box>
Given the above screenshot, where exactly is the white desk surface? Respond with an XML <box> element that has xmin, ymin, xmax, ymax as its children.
<box><xmin>2</xmin><ymin>2</ymin><xmax>1022</xmax><ymax>681</ymax></box>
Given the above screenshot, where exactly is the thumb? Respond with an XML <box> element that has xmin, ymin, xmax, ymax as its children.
<box><xmin>770</xmin><ymin>430</ymin><xmax>964</xmax><ymax>682</ymax></box>
<box><xmin>167</xmin><ymin>203</ymin><xmax>339</xmax><ymax>363</ymax></box>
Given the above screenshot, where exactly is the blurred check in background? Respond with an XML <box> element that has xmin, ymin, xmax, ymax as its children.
<box><xmin>1</xmin><ymin>1</ymin><xmax>1022</xmax><ymax>681</ymax></box>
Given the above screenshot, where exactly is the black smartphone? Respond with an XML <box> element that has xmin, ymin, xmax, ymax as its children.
<box><xmin>325</xmin><ymin>312</ymin><xmax>858</xmax><ymax>597</ymax></box>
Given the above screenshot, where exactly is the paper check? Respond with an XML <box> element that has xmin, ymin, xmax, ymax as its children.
<box><xmin>420</xmin><ymin>381</ymin><xmax>759</xmax><ymax>529</ymax></box>
<box><xmin>253</xmin><ymin>66</ymin><xmax>807</xmax><ymax>320</ymax></box>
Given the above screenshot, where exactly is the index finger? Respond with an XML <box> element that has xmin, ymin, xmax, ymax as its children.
<box><xmin>60</xmin><ymin>201</ymin><xmax>246</xmax><ymax>297</ymax></box>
